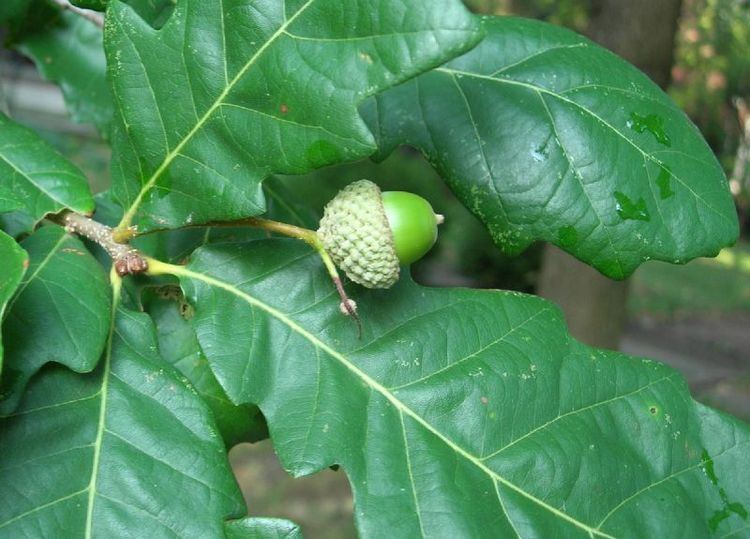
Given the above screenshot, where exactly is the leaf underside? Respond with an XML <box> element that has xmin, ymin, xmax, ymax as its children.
<box><xmin>106</xmin><ymin>0</ymin><xmax>482</xmax><ymax>232</ymax></box>
<box><xmin>362</xmin><ymin>16</ymin><xmax>739</xmax><ymax>278</ymax></box>
<box><xmin>176</xmin><ymin>239</ymin><xmax>750</xmax><ymax>538</ymax></box>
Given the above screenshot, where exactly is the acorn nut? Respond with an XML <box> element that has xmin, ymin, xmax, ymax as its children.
<box><xmin>317</xmin><ymin>180</ymin><xmax>443</xmax><ymax>289</ymax></box>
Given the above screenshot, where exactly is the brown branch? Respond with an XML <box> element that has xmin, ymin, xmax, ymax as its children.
<box><xmin>50</xmin><ymin>0</ymin><xmax>104</xmax><ymax>28</ymax></box>
<box><xmin>57</xmin><ymin>212</ymin><xmax>148</xmax><ymax>276</ymax></box>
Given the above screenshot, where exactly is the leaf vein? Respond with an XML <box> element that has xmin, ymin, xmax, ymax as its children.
<box><xmin>172</xmin><ymin>266</ymin><xmax>614</xmax><ymax>538</ymax></box>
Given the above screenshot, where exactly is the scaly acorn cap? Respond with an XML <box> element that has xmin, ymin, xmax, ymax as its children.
<box><xmin>317</xmin><ymin>180</ymin><xmax>400</xmax><ymax>289</ymax></box>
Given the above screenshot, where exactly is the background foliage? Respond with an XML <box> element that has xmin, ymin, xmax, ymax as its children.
<box><xmin>0</xmin><ymin>0</ymin><xmax>748</xmax><ymax>537</ymax></box>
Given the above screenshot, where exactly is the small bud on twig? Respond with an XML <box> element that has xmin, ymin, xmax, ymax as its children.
<box><xmin>58</xmin><ymin>212</ymin><xmax>149</xmax><ymax>277</ymax></box>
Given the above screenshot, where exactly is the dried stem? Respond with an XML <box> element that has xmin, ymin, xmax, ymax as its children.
<box><xmin>57</xmin><ymin>212</ymin><xmax>149</xmax><ymax>276</ymax></box>
<box><xmin>50</xmin><ymin>0</ymin><xmax>104</xmax><ymax>28</ymax></box>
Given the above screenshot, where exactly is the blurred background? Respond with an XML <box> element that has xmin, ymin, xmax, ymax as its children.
<box><xmin>1</xmin><ymin>1</ymin><xmax>749</xmax><ymax>537</ymax></box>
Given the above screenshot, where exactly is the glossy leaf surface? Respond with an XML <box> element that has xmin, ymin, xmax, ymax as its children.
<box><xmin>363</xmin><ymin>17</ymin><xmax>739</xmax><ymax>278</ymax></box>
<box><xmin>73</xmin><ymin>0</ymin><xmax>175</xmax><ymax>27</ymax></box>
<box><xmin>170</xmin><ymin>239</ymin><xmax>750</xmax><ymax>537</ymax></box>
<box><xmin>0</xmin><ymin>226</ymin><xmax>110</xmax><ymax>414</ymax></box>
<box><xmin>0</xmin><ymin>230</ymin><xmax>27</xmax><ymax>374</ymax></box>
<box><xmin>0</xmin><ymin>114</ymin><xmax>94</xmax><ymax>228</ymax></box>
<box><xmin>106</xmin><ymin>0</ymin><xmax>481</xmax><ymax>232</ymax></box>
<box><xmin>144</xmin><ymin>290</ymin><xmax>268</xmax><ymax>446</ymax></box>
<box><xmin>0</xmin><ymin>305</ymin><xmax>246</xmax><ymax>536</ymax></box>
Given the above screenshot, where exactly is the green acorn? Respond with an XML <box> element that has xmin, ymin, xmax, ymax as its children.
<box><xmin>317</xmin><ymin>180</ymin><xmax>443</xmax><ymax>289</ymax></box>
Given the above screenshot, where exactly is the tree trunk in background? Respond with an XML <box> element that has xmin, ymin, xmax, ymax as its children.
<box><xmin>587</xmin><ymin>0</ymin><xmax>683</xmax><ymax>87</ymax></box>
<box><xmin>539</xmin><ymin>246</ymin><xmax>631</xmax><ymax>349</ymax></box>
<box><xmin>538</xmin><ymin>0</ymin><xmax>683</xmax><ymax>349</ymax></box>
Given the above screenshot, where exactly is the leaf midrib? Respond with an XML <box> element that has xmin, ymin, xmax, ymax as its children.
<box><xmin>83</xmin><ymin>277</ymin><xmax>121</xmax><ymax>539</ymax></box>
<box><xmin>173</xmin><ymin>263</ymin><xmax>615</xmax><ymax>538</ymax></box>
<box><xmin>115</xmin><ymin>0</ymin><xmax>317</xmax><ymax>230</ymax></box>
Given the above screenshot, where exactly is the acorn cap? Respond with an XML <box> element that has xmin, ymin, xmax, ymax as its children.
<box><xmin>317</xmin><ymin>180</ymin><xmax>400</xmax><ymax>289</ymax></box>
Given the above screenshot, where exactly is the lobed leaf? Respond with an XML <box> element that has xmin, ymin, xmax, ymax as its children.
<box><xmin>0</xmin><ymin>185</ymin><xmax>24</xmax><ymax>215</ymax></box>
<box><xmin>0</xmin><ymin>304</ymin><xmax>246</xmax><ymax>536</ymax></box>
<box><xmin>106</xmin><ymin>0</ymin><xmax>482</xmax><ymax>232</ymax></box>
<box><xmin>0</xmin><ymin>114</ymin><xmax>95</xmax><ymax>230</ymax></box>
<box><xmin>168</xmin><ymin>239</ymin><xmax>750</xmax><ymax>537</ymax></box>
<box><xmin>0</xmin><ymin>226</ymin><xmax>111</xmax><ymax>415</ymax></box>
<box><xmin>144</xmin><ymin>290</ymin><xmax>268</xmax><ymax>446</ymax></box>
<box><xmin>89</xmin><ymin>178</ymin><xmax>317</xmax><ymax>447</ymax></box>
<box><xmin>362</xmin><ymin>16</ymin><xmax>739</xmax><ymax>278</ymax></box>
<box><xmin>0</xmin><ymin>230</ymin><xmax>27</xmax><ymax>375</ymax></box>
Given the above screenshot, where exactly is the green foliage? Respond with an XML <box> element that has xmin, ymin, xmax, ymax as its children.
<box><xmin>106</xmin><ymin>0</ymin><xmax>482</xmax><ymax>232</ymax></box>
<box><xmin>0</xmin><ymin>1</ymin><xmax>747</xmax><ymax>537</ymax></box>
<box><xmin>0</xmin><ymin>305</ymin><xmax>247</xmax><ymax>537</ymax></box>
<box><xmin>74</xmin><ymin>0</ymin><xmax>176</xmax><ymax>28</ymax></box>
<box><xmin>0</xmin><ymin>113</ymin><xmax>94</xmax><ymax>232</ymax></box>
<box><xmin>363</xmin><ymin>16</ymin><xmax>738</xmax><ymax>278</ymax></box>
<box><xmin>0</xmin><ymin>231</ymin><xmax>27</xmax><ymax>373</ymax></box>
<box><xmin>465</xmin><ymin>0</ymin><xmax>590</xmax><ymax>30</ymax></box>
<box><xmin>174</xmin><ymin>239</ymin><xmax>750</xmax><ymax>537</ymax></box>
<box><xmin>0</xmin><ymin>226</ymin><xmax>111</xmax><ymax>414</ymax></box>
<box><xmin>143</xmin><ymin>290</ymin><xmax>268</xmax><ymax>446</ymax></box>
<box><xmin>0</xmin><ymin>0</ymin><xmax>32</xmax><ymax>25</ymax></box>
<box><xmin>17</xmin><ymin>10</ymin><xmax>113</xmax><ymax>137</ymax></box>
<box><xmin>225</xmin><ymin>518</ymin><xmax>303</xmax><ymax>539</ymax></box>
